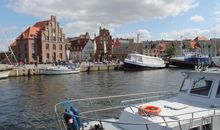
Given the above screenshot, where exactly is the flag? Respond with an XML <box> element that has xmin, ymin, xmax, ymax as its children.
<box><xmin>191</xmin><ymin>40</ymin><xmax>201</xmax><ymax>49</ymax></box>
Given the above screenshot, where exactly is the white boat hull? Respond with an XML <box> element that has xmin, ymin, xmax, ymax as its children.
<box><xmin>0</xmin><ymin>70</ymin><xmax>11</xmax><ymax>79</ymax></box>
<box><xmin>41</xmin><ymin>69</ymin><xmax>80</xmax><ymax>75</ymax></box>
<box><xmin>124</xmin><ymin>53</ymin><xmax>165</xmax><ymax>70</ymax></box>
<box><xmin>41</xmin><ymin>66</ymin><xmax>80</xmax><ymax>75</ymax></box>
<box><xmin>124</xmin><ymin>60</ymin><xmax>165</xmax><ymax>70</ymax></box>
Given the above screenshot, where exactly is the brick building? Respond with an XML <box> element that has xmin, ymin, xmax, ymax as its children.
<box><xmin>68</xmin><ymin>32</ymin><xmax>90</xmax><ymax>62</ymax></box>
<box><xmin>95</xmin><ymin>27</ymin><xmax>113</xmax><ymax>61</ymax></box>
<box><xmin>11</xmin><ymin>16</ymin><xmax>66</xmax><ymax>64</ymax></box>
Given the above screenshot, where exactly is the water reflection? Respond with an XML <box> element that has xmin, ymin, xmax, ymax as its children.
<box><xmin>0</xmin><ymin>68</ymin><xmax>184</xmax><ymax>129</ymax></box>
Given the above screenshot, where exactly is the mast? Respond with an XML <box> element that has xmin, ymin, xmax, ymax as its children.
<box><xmin>8</xmin><ymin>45</ymin><xmax>18</xmax><ymax>64</ymax></box>
<box><xmin>214</xmin><ymin>31</ymin><xmax>217</xmax><ymax>57</ymax></box>
<box><xmin>137</xmin><ymin>33</ymin><xmax>140</xmax><ymax>44</ymax></box>
<box><xmin>135</xmin><ymin>34</ymin><xmax>139</xmax><ymax>52</ymax></box>
<box><xmin>181</xmin><ymin>36</ymin><xmax>183</xmax><ymax>56</ymax></box>
<box><xmin>4</xmin><ymin>51</ymin><xmax>12</xmax><ymax>65</ymax></box>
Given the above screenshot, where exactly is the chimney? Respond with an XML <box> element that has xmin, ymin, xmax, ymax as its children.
<box><xmin>51</xmin><ymin>15</ymin><xmax>56</xmax><ymax>21</ymax></box>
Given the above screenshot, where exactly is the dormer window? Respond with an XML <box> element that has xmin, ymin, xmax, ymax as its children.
<box><xmin>190</xmin><ymin>77</ymin><xmax>213</xmax><ymax>96</ymax></box>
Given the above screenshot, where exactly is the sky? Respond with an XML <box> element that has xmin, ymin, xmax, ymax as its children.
<box><xmin>1</xmin><ymin>0</ymin><xmax>220</xmax><ymax>51</ymax></box>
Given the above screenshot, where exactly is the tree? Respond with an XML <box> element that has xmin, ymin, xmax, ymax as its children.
<box><xmin>165</xmin><ymin>46</ymin><xmax>177</xmax><ymax>57</ymax></box>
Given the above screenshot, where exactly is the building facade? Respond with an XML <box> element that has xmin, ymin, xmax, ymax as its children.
<box><xmin>68</xmin><ymin>32</ymin><xmax>90</xmax><ymax>62</ymax></box>
<box><xmin>95</xmin><ymin>27</ymin><xmax>113</xmax><ymax>61</ymax></box>
<box><xmin>12</xmin><ymin>16</ymin><xmax>66</xmax><ymax>64</ymax></box>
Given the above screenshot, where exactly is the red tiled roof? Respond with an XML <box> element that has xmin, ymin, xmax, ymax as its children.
<box><xmin>193</xmin><ymin>36</ymin><xmax>209</xmax><ymax>41</ymax></box>
<box><xmin>191</xmin><ymin>40</ymin><xmax>201</xmax><ymax>49</ymax></box>
<box><xmin>112</xmin><ymin>38</ymin><xmax>121</xmax><ymax>47</ymax></box>
<box><xmin>17</xmin><ymin>26</ymin><xmax>41</xmax><ymax>40</ymax></box>
<box><xmin>10</xmin><ymin>41</ymin><xmax>17</xmax><ymax>47</ymax></box>
<box><xmin>33</xmin><ymin>20</ymin><xmax>49</xmax><ymax>29</ymax></box>
<box><xmin>158</xmin><ymin>42</ymin><xmax>168</xmax><ymax>51</ymax></box>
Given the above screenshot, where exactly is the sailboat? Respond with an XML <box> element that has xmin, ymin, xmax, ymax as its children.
<box><xmin>123</xmin><ymin>34</ymin><xmax>166</xmax><ymax>70</ymax></box>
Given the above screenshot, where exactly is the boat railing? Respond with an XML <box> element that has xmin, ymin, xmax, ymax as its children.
<box><xmin>56</xmin><ymin>107</ymin><xmax>220</xmax><ymax>130</ymax></box>
<box><xmin>55</xmin><ymin>91</ymin><xmax>176</xmax><ymax>130</ymax></box>
<box><xmin>55</xmin><ymin>90</ymin><xmax>220</xmax><ymax>130</ymax></box>
<box><xmin>153</xmin><ymin>105</ymin><xmax>220</xmax><ymax>128</ymax></box>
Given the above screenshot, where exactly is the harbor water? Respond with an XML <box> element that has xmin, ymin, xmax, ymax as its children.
<box><xmin>0</xmin><ymin>68</ymin><xmax>185</xmax><ymax>130</ymax></box>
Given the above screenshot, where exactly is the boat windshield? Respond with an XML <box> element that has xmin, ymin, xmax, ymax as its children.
<box><xmin>190</xmin><ymin>77</ymin><xmax>213</xmax><ymax>96</ymax></box>
<box><xmin>217</xmin><ymin>82</ymin><xmax>220</xmax><ymax>98</ymax></box>
<box><xmin>127</xmin><ymin>55</ymin><xmax>131</xmax><ymax>60</ymax></box>
<box><xmin>180</xmin><ymin>76</ymin><xmax>190</xmax><ymax>92</ymax></box>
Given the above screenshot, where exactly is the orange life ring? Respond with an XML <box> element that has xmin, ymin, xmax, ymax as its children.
<box><xmin>138</xmin><ymin>105</ymin><xmax>161</xmax><ymax>116</ymax></box>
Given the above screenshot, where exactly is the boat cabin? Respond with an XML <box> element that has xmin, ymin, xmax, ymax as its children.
<box><xmin>117</xmin><ymin>71</ymin><xmax>220</xmax><ymax>130</ymax></box>
<box><xmin>55</xmin><ymin>71</ymin><xmax>220</xmax><ymax>130</ymax></box>
<box><xmin>178</xmin><ymin>71</ymin><xmax>220</xmax><ymax>106</ymax></box>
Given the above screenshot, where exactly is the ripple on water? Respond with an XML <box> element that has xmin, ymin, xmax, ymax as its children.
<box><xmin>0</xmin><ymin>69</ymin><xmax>185</xmax><ymax>129</ymax></box>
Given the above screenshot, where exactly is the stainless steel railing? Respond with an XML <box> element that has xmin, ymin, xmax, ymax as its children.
<box><xmin>54</xmin><ymin>90</ymin><xmax>220</xmax><ymax>130</ymax></box>
<box><xmin>54</xmin><ymin>91</ymin><xmax>177</xmax><ymax>130</ymax></box>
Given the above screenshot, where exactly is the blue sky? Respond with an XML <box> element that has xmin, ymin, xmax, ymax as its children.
<box><xmin>0</xmin><ymin>0</ymin><xmax>220</xmax><ymax>51</ymax></box>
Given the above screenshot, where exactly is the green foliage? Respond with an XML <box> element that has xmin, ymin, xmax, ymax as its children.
<box><xmin>165</xmin><ymin>46</ymin><xmax>177</xmax><ymax>57</ymax></box>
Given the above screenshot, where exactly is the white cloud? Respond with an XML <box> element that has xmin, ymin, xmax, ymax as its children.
<box><xmin>161</xmin><ymin>28</ymin><xmax>208</xmax><ymax>40</ymax></box>
<box><xmin>116</xmin><ymin>29</ymin><xmax>152</xmax><ymax>42</ymax></box>
<box><xmin>9</xmin><ymin>0</ymin><xmax>198</xmax><ymax>36</ymax></box>
<box><xmin>214</xmin><ymin>2</ymin><xmax>220</xmax><ymax>24</ymax></box>
<box><xmin>161</xmin><ymin>2</ymin><xmax>220</xmax><ymax>40</ymax></box>
<box><xmin>160</xmin><ymin>25</ymin><xmax>220</xmax><ymax>40</ymax></box>
<box><xmin>0</xmin><ymin>26</ymin><xmax>24</xmax><ymax>51</ymax></box>
<box><xmin>190</xmin><ymin>15</ymin><xmax>204</xmax><ymax>22</ymax></box>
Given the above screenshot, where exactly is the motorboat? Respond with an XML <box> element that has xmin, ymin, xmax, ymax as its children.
<box><xmin>169</xmin><ymin>53</ymin><xmax>211</xmax><ymax>68</ymax></box>
<box><xmin>124</xmin><ymin>52</ymin><xmax>166</xmax><ymax>70</ymax></box>
<box><xmin>55</xmin><ymin>70</ymin><xmax>220</xmax><ymax>130</ymax></box>
<box><xmin>41</xmin><ymin>65</ymin><xmax>80</xmax><ymax>75</ymax></box>
<box><xmin>0</xmin><ymin>69</ymin><xmax>11</xmax><ymax>79</ymax></box>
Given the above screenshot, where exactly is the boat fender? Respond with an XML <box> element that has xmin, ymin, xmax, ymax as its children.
<box><xmin>70</xmin><ymin>106</ymin><xmax>83</xmax><ymax>128</ymax></box>
<box><xmin>63</xmin><ymin>109</ymin><xmax>78</xmax><ymax>130</ymax></box>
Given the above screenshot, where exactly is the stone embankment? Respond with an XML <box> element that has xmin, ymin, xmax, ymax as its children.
<box><xmin>0</xmin><ymin>63</ymin><xmax>123</xmax><ymax>77</ymax></box>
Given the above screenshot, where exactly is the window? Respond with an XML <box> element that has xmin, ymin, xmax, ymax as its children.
<box><xmin>46</xmin><ymin>53</ymin><xmax>49</xmax><ymax>62</ymax></box>
<box><xmin>216</xmin><ymin>82</ymin><xmax>220</xmax><ymax>98</ymax></box>
<box><xmin>59</xmin><ymin>45</ymin><xmax>62</xmax><ymax>50</ymax></box>
<box><xmin>180</xmin><ymin>76</ymin><xmax>191</xmax><ymax>92</ymax></box>
<box><xmin>46</xmin><ymin>44</ymin><xmax>49</xmax><ymax>50</ymax></box>
<box><xmin>59</xmin><ymin>53</ymin><xmax>62</xmax><ymax>59</ymax></box>
<box><xmin>53</xmin><ymin>45</ymin><xmax>56</xmax><ymax>51</ymax></box>
<box><xmin>190</xmin><ymin>77</ymin><xmax>213</xmax><ymax>96</ymax></box>
<box><xmin>32</xmin><ymin>53</ymin><xmax>35</xmax><ymax>61</ymax></box>
<box><xmin>137</xmin><ymin>56</ymin><xmax>142</xmax><ymax>62</ymax></box>
<box><xmin>32</xmin><ymin>43</ymin><xmax>35</xmax><ymax>52</ymax></box>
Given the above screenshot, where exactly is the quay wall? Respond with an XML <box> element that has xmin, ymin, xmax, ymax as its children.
<box><xmin>4</xmin><ymin>64</ymin><xmax>123</xmax><ymax>77</ymax></box>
